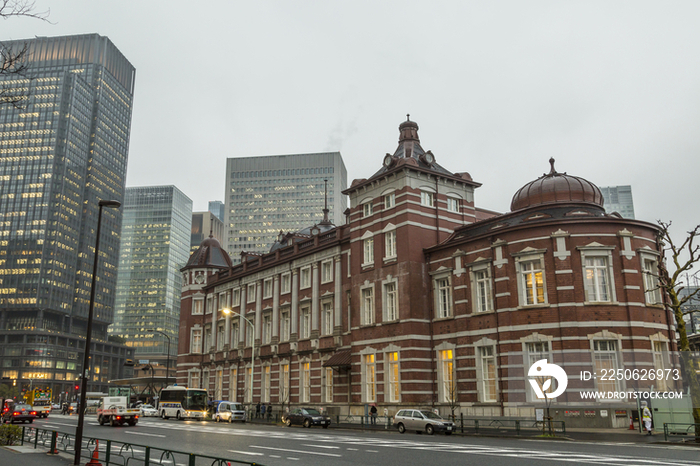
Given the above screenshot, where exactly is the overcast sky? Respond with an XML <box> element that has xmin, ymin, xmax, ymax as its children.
<box><xmin>4</xmin><ymin>1</ymin><xmax>699</xmax><ymax>262</ymax></box>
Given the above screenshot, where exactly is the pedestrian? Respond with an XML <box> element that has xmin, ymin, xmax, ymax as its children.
<box><xmin>255</xmin><ymin>401</ymin><xmax>261</xmax><ymax>419</ymax></box>
<box><xmin>370</xmin><ymin>404</ymin><xmax>378</xmax><ymax>425</ymax></box>
<box><xmin>260</xmin><ymin>402</ymin><xmax>266</xmax><ymax>419</ymax></box>
<box><xmin>641</xmin><ymin>401</ymin><xmax>653</xmax><ymax>435</ymax></box>
<box><xmin>267</xmin><ymin>403</ymin><xmax>272</xmax><ymax>421</ymax></box>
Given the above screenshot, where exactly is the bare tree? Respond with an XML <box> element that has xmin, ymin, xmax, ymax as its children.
<box><xmin>656</xmin><ymin>221</ymin><xmax>700</xmax><ymax>438</ymax></box>
<box><xmin>445</xmin><ymin>376</ymin><xmax>459</xmax><ymax>422</ymax></box>
<box><xmin>0</xmin><ymin>1</ymin><xmax>51</xmax><ymax>109</ymax></box>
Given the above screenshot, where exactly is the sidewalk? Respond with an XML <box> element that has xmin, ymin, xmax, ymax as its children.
<box><xmin>0</xmin><ymin>445</ymin><xmax>74</xmax><ymax>466</ymax></box>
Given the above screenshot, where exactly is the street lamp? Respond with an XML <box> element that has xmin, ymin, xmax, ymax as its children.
<box><xmin>223</xmin><ymin>309</ymin><xmax>255</xmax><ymax>405</ymax></box>
<box><xmin>74</xmin><ymin>199</ymin><xmax>121</xmax><ymax>466</ymax></box>
<box><xmin>146</xmin><ymin>329</ymin><xmax>171</xmax><ymax>386</ymax></box>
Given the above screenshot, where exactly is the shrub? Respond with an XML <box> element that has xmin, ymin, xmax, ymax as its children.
<box><xmin>0</xmin><ymin>424</ymin><xmax>23</xmax><ymax>445</ymax></box>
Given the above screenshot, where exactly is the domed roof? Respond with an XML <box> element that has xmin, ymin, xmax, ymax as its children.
<box><xmin>185</xmin><ymin>233</ymin><xmax>232</xmax><ymax>269</ymax></box>
<box><xmin>510</xmin><ymin>158</ymin><xmax>603</xmax><ymax>212</ymax></box>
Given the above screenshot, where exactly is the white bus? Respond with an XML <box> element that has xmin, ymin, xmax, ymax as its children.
<box><xmin>158</xmin><ymin>385</ymin><xmax>208</xmax><ymax>420</ymax></box>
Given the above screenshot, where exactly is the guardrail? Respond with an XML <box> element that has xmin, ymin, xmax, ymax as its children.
<box><xmin>19</xmin><ymin>426</ymin><xmax>266</xmax><ymax>466</ymax></box>
<box><xmin>663</xmin><ymin>423</ymin><xmax>700</xmax><ymax>442</ymax></box>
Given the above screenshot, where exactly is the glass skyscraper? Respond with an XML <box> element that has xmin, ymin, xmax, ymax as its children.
<box><xmin>0</xmin><ymin>34</ymin><xmax>135</xmax><ymax>399</ymax></box>
<box><xmin>225</xmin><ymin>152</ymin><xmax>347</xmax><ymax>264</ymax></box>
<box><xmin>600</xmin><ymin>185</ymin><xmax>635</xmax><ymax>219</ymax></box>
<box><xmin>110</xmin><ymin>186</ymin><xmax>192</xmax><ymax>368</ymax></box>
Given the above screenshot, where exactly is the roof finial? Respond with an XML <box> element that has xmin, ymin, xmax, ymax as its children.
<box><xmin>406</xmin><ymin>113</ymin><xmax>410</xmax><ymax>121</ymax></box>
<box><xmin>548</xmin><ymin>157</ymin><xmax>557</xmax><ymax>176</ymax></box>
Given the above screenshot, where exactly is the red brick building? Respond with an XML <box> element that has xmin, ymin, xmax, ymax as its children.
<box><xmin>176</xmin><ymin>118</ymin><xmax>676</xmax><ymax>426</ymax></box>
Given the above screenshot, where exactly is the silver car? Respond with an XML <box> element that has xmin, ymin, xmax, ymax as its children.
<box><xmin>392</xmin><ymin>409</ymin><xmax>454</xmax><ymax>435</ymax></box>
<box><xmin>213</xmin><ymin>401</ymin><xmax>246</xmax><ymax>423</ymax></box>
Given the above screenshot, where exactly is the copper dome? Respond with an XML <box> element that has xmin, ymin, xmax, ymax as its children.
<box><xmin>510</xmin><ymin>158</ymin><xmax>603</xmax><ymax>211</ymax></box>
<box><xmin>185</xmin><ymin>233</ymin><xmax>232</xmax><ymax>269</ymax></box>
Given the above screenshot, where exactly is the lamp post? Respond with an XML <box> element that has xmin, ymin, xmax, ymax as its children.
<box><xmin>223</xmin><ymin>309</ymin><xmax>255</xmax><ymax>405</ymax></box>
<box><xmin>74</xmin><ymin>199</ymin><xmax>120</xmax><ymax>466</ymax></box>
<box><xmin>146</xmin><ymin>329</ymin><xmax>171</xmax><ymax>387</ymax></box>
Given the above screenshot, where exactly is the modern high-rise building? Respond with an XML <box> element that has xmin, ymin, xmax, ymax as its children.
<box><xmin>0</xmin><ymin>34</ymin><xmax>136</xmax><ymax>400</ymax></box>
<box><xmin>190</xmin><ymin>211</ymin><xmax>224</xmax><ymax>255</ymax></box>
<box><xmin>224</xmin><ymin>152</ymin><xmax>347</xmax><ymax>264</ymax></box>
<box><xmin>600</xmin><ymin>185</ymin><xmax>635</xmax><ymax>219</ymax></box>
<box><xmin>208</xmin><ymin>201</ymin><xmax>225</xmax><ymax>222</ymax></box>
<box><xmin>110</xmin><ymin>186</ymin><xmax>192</xmax><ymax>372</ymax></box>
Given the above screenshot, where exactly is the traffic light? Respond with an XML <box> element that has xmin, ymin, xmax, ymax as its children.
<box><xmin>74</xmin><ymin>384</ymin><xmax>79</xmax><ymax>391</ymax></box>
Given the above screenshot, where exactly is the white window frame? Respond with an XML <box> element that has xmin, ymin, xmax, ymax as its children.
<box><xmin>438</xmin><ymin>346</ymin><xmax>455</xmax><ymax>403</ymax></box>
<box><xmin>280</xmin><ymin>363</ymin><xmax>290</xmax><ymax>404</ymax></box>
<box><xmin>230</xmin><ymin>321</ymin><xmax>239</xmax><ymax>347</ymax></box>
<box><xmin>229</xmin><ymin>368</ymin><xmax>237</xmax><ymax>401</ymax></box>
<box><xmin>262</xmin><ymin>314</ymin><xmax>272</xmax><ymax>344</ymax></box>
<box><xmin>321</xmin><ymin>259</ymin><xmax>333</xmax><ymax>284</ymax></box>
<box><xmin>280</xmin><ymin>308</ymin><xmax>290</xmax><ymax>341</ymax></box>
<box><xmin>188</xmin><ymin>369</ymin><xmax>201</xmax><ymax>389</ymax></box>
<box><xmin>192</xmin><ymin>298</ymin><xmax>204</xmax><ymax>315</ymax></box>
<box><xmin>470</xmin><ymin>262</ymin><xmax>493</xmax><ymax>313</ymax></box>
<box><xmin>361</xmin><ymin>231</ymin><xmax>375</xmax><ymax>266</ymax></box>
<box><xmin>522</xmin><ymin>337</ymin><xmax>553</xmax><ymax>402</ymax></box>
<box><xmin>446</xmin><ymin>196</ymin><xmax>459</xmax><ymax>213</ymax></box>
<box><xmin>262</xmin><ymin>365</ymin><xmax>271</xmax><ymax>402</ymax></box>
<box><xmin>245</xmin><ymin>317</ymin><xmax>253</xmax><ymax>346</ymax></box>
<box><xmin>476</xmin><ymin>344</ymin><xmax>498</xmax><ymax>403</ymax></box>
<box><xmin>263</xmin><ymin>278</ymin><xmax>273</xmax><ymax>299</ymax></box>
<box><xmin>515</xmin><ymin>253</ymin><xmax>548</xmax><ymax>306</ymax></box>
<box><xmin>387</xmin><ymin>350</ymin><xmax>400</xmax><ymax>403</ymax></box>
<box><xmin>360</xmin><ymin>284</ymin><xmax>374</xmax><ymax>326</ymax></box>
<box><xmin>322</xmin><ymin>300</ymin><xmax>333</xmax><ymax>336</ymax></box>
<box><xmin>641</xmin><ymin>253</ymin><xmax>662</xmax><ymax>305</ymax></box>
<box><xmin>362</xmin><ymin>352</ymin><xmax>376</xmax><ymax>403</ymax></box>
<box><xmin>592</xmin><ymin>339</ymin><xmax>622</xmax><ymax>395</ymax></box>
<box><xmin>433</xmin><ymin>272</ymin><xmax>453</xmax><ymax>318</ymax></box>
<box><xmin>247</xmin><ymin>283</ymin><xmax>256</xmax><ymax>303</ymax></box>
<box><xmin>245</xmin><ymin>366</ymin><xmax>253</xmax><ymax>403</ymax></box>
<box><xmin>324</xmin><ymin>366</ymin><xmax>334</xmax><ymax>403</ymax></box>
<box><xmin>204</xmin><ymin>325</ymin><xmax>212</xmax><ymax>352</ymax></box>
<box><xmin>300</xmin><ymin>266</ymin><xmax>311</xmax><ymax>289</ymax></box>
<box><xmin>281</xmin><ymin>273</ymin><xmax>291</xmax><ymax>295</ymax></box>
<box><xmin>384</xmin><ymin>191</ymin><xmax>395</xmax><ymax>209</ymax></box>
<box><xmin>420</xmin><ymin>189</ymin><xmax>435</xmax><ymax>207</ymax></box>
<box><xmin>216</xmin><ymin>322</ymin><xmax>225</xmax><ymax>351</ymax></box>
<box><xmin>579</xmin><ymin>247</ymin><xmax>616</xmax><ymax>303</ymax></box>
<box><xmin>652</xmin><ymin>338</ymin><xmax>669</xmax><ymax>391</ymax></box>
<box><xmin>300</xmin><ymin>305</ymin><xmax>311</xmax><ymax>339</ymax></box>
<box><xmin>190</xmin><ymin>327</ymin><xmax>202</xmax><ymax>354</ymax></box>
<box><xmin>384</xmin><ymin>226</ymin><xmax>397</xmax><ymax>260</ymax></box>
<box><xmin>232</xmin><ymin>288</ymin><xmax>241</xmax><ymax>306</ymax></box>
<box><xmin>362</xmin><ymin>200</ymin><xmax>373</xmax><ymax>218</ymax></box>
<box><xmin>301</xmin><ymin>361</ymin><xmax>311</xmax><ymax>403</ymax></box>
<box><xmin>383</xmin><ymin>278</ymin><xmax>398</xmax><ymax>322</ymax></box>
<box><xmin>206</xmin><ymin>296</ymin><xmax>213</xmax><ymax>315</ymax></box>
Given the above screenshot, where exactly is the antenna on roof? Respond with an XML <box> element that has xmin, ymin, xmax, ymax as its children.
<box><xmin>321</xmin><ymin>178</ymin><xmax>330</xmax><ymax>225</ymax></box>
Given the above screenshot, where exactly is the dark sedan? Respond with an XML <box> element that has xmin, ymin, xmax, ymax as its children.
<box><xmin>282</xmin><ymin>407</ymin><xmax>331</xmax><ymax>428</ymax></box>
<box><xmin>2</xmin><ymin>404</ymin><xmax>36</xmax><ymax>424</ymax></box>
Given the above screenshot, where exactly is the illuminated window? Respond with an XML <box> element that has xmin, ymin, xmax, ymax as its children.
<box><xmin>363</xmin><ymin>354</ymin><xmax>376</xmax><ymax>402</ymax></box>
<box><xmin>517</xmin><ymin>256</ymin><xmax>547</xmax><ymax>306</ymax></box>
<box><xmin>439</xmin><ymin>349</ymin><xmax>454</xmax><ymax>403</ymax></box>
<box><xmin>388</xmin><ymin>352</ymin><xmax>400</xmax><ymax>402</ymax></box>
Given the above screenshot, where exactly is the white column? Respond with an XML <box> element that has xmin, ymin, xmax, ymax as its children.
<box><xmin>334</xmin><ymin>255</ymin><xmax>342</xmax><ymax>329</ymax></box>
<box><xmin>239</xmin><ymin>286</ymin><xmax>246</xmax><ymax>344</ymax></box>
<box><xmin>311</xmin><ymin>263</ymin><xmax>319</xmax><ymax>332</ymax></box>
<box><xmin>255</xmin><ymin>280</ymin><xmax>262</xmax><ymax>341</ymax></box>
<box><xmin>272</xmin><ymin>275</ymin><xmax>280</xmax><ymax>340</ymax></box>
<box><xmin>291</xmin><ymin>269</ymin><xmax>299</xmax><ymax>336</ymax></box>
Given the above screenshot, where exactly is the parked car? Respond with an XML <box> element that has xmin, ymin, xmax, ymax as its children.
<box><xmin>2</xmin><ymin>403</ymin><xmax>37</xmax><ymax>424</ymax></box>
<box><xmin>139</xmin><ymin>404</ymin><xmax>159</xmax><ymax>417</ymax></box>
<box><xmin>392</xmin><ymin>409</ymin><xmax>454</xmax><ymax>435</ymax></box>
<box><xmin>282</xmin><ymin>407</ymin><xmax>331</xmax><ymax>428</ymax></box>
<box><xmin>212</xmin><ymin>401</ymin><xmax>246</xmax><ymax>423</ymax></box>
<box><xmin>51</xmin><ymin>403</ymin><xmax>61</xmax><ymax>411</ymax></box>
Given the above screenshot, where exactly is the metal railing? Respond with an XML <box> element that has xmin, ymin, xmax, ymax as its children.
<box><xmin>19</xmin><ymin>426</ymin><xmax>266</xmax><ymax>466</ymax></box>
<box><xmin>663</xmin><ymin>423</ymin><xmax>700</xmax><ymax>442</ymax></box>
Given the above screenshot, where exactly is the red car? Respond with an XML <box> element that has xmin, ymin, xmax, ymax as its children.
<box><xmin>2</xmin><ymin>404</ymin><xmax>37</xmax><ymax>424</ymax></box>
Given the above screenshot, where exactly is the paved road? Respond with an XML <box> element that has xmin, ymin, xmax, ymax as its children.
<box><xmin>30</xmin><ymin>415</ymin><xmax>700</xmax><ymax>466</ymax></box>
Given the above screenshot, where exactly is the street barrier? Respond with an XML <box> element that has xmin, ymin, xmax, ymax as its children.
<box><xmin>663</xmin><ymin>423</ymin><xmax>700</xmax><ymax>442</ymax></box>
<box><xmin>19</xmin><ymin>426</ymin><xmax>266</xmax><ymax>466</ymax></box>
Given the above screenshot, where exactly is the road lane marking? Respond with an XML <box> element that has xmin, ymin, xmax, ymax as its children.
<box><xmin>227</xmin><ymin>450</ymin><xmax>264</xmax><ymax>456</ymax></box>
<box><xmin>346</xmin><ymin>448</ymin><xmax>358</xmax><ymax>451</ymax></box>
<box><xmin>269</xmin><ymin>455</ymin><xmax>281</xmax><ymax>458</ymax></box>
<box><xmin>251</xmin><ymin>445</ymin><xmax>341</xmax><ymax>457</ymax></box>
<box><xmin>366</xmin><ymin>450</ymin><xmax>379</xmax><ymax>452</ymax></box>
<box><xmin>124</xmin><ymin>431</ymin><xmax>165</xmax><ymax>438</ymax></box>
<box><xmin>287</xmin><ymin>458</ymin><xmax>299</xmax><ymax>461</ymax></box>
<box><xmin>302</xmin><ymin>444</ymin><xmax>340</xmax><ymax>449</ymax></box>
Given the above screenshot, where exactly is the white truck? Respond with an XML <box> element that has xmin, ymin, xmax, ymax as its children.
<box><xmin>96</xmin><ymin>396</ymin><xmax>139</xmax><ymax>426</ymax></box>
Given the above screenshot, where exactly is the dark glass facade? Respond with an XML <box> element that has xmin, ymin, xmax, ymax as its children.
<box><xmin>0</xmin><ymin>34</ymin><xmax>135</xmax><ymax>399</ymax></box>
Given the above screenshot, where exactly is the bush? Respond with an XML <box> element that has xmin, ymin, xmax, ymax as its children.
<box><xmin>0</xmin><ymin>424</ymin><xmax>22</xmax><ymax>445</ymax></box>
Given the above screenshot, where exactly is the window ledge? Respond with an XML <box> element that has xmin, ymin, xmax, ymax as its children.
<box><xmin>361</xmin><ymin>263</ymin><xmax>374</xmax><ymax>271</ymax></box>
<box><xmin>433</xmin><ymin>315</ymin><xmax>454</xmax><ymax>322</ymax></box>
<box><xmin>472</xmin><ymin>310</ymin><xmax>495</xmax><ymax>316</ymax></box>
<box><xmin>516</xmin><ymin>304</ymin><xmax>551</xmax><ymax>310</ymax></box>
<box><xmin>383</xmin><ymin>256</ymin><xmax>397</xmax><ymax>264</ymax></box>
<box><xmin>583</xmin><ymin>301</ymin><xmax>616</xmax><ymax>306</ymax></box>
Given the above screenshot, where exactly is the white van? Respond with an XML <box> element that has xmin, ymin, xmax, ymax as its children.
<box><xmin>213</xmin><ymin>401</ymin><xmax>246</xmax><ymax>423</ymax></box>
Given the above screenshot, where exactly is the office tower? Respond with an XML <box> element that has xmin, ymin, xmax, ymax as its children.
<box><xmin>0</xmin><ymin>34</ymin><xmax>135</xmax><ymax>398</ymax></box>
<box><xmin>224</xmin><ymin>152</ymin><xmax>347</xmax><ymax>264</ymax></box>
<box><xmin>600</xmin><ymin>185</ymin><xmax>635</xmax><ymax>219</ymax></box>
<box><xmin>208</xmin><ymin>201</ymin><xmax>225</xmax><ymax>222</ymax></box>
<box><xmin>110</xmin><ymin>186</ymin><xmax>192</xmax><ymax>371</ymax></box>
<box><xmin>190</xmin><ymin>211</ymin><xmax>224</xmax><ymax>254</ymax></box>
